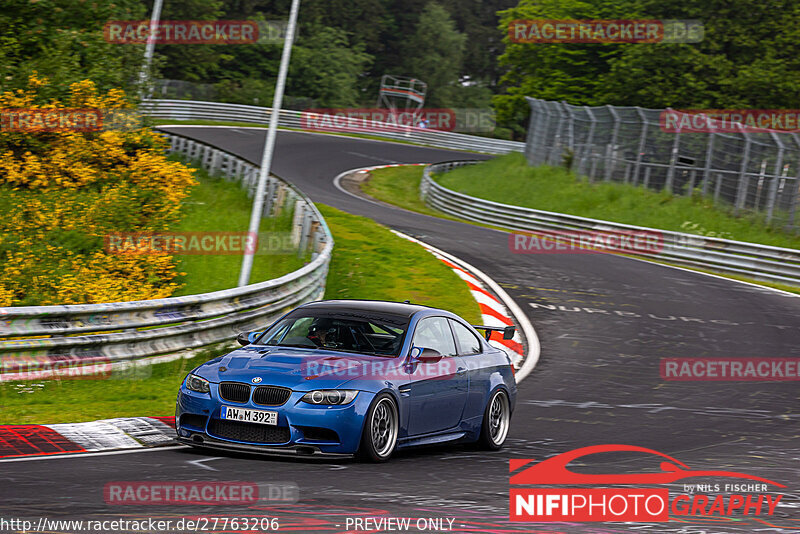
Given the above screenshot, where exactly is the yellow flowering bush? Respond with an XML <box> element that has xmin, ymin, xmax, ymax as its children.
<box><xmin>0</xmin><ymin>75</ymin><xmax>196</xmax><ymax>306</ymax></box>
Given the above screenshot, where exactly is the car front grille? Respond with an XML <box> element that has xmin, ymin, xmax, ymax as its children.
<box><xmin>252</xmin><ymin>386</ymin><xmax>291</xmax><ymax>406</ymax></box>
<box><xmin>219</xmin><ymin>382</ymin><xmax>251</xmax><ymax>403</ymax></box>
<box><xmin>208</xmin><ymin>419</ymin><xmax>290</xmax><ymax>444</ymax></box>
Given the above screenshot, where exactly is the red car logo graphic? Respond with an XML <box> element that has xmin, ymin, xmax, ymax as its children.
<box><xmin>510</xmin><ymin>444</ymin><xmax>785</xmax><ymax>487</ymax></box>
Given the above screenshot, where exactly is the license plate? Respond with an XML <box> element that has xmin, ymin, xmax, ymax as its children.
<box><xmin>220</xmin><ymin>405</ymin><xmax>277</xmax><ymax>425</ymax></box>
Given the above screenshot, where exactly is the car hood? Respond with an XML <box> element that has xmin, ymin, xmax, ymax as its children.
<box><xmin>193</xmin><ymin>346</ymin><xmax>405</xmax><ymax>391</ymax></box>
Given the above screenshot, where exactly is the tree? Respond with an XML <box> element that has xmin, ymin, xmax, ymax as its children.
<box><xmin>288</xmin><ymin>26</ymin><xmax>373</xmax><ymax>107</ymax></box>
<box><xmin>0</xmin><ymin>0</ymin><xmax>147</xmax><ymax>100</ymax></box>
<box><xmin>401</xmin><ymin>2</ymin><xmax>466</xmax><ymax>107</ymax></box>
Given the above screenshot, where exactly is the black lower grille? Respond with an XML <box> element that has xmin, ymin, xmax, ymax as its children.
<box><xmin>180</xmin><ymin>414</ymin><xmax>208</xmax><ymax>429</ymax></box>
<box><xmin>299</xmin><ymin>426</ymin><xmax>339</xmax><ymax>442</ymax></box>
<box><xmin>253</xmin><ymin>386</ymin><xmax>291</xmax><ymax>406</ymax></box>
<box><xmin>219</xmin><ymin>382</ymin><xmax>251</xmax><ymax>403</ymax></box>
<box><xmin>208</xmin><ymin>419</ymin><xmax>290</xmax><ymax>444</ymax></box>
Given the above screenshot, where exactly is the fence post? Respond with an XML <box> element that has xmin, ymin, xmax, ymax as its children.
<box><xmin>701</xmin><ymin>131</ymin><xmax>715</xmax><ymax>196</ymax></box>
<box><xmin>533</xmin><ymin>102</ymin><xmax>551</xmax><ymax>165</ymax></box>
<box><xmin>734</xmin><ymin>131</ymin><xmax>752</xmax><ymax>215</ymax></box>
<box><xmin>665</xmin><ymin>112</ymin><xmax>680</xmax><ymax>193</ymax></box>
<box><xmin>524</xmin><ymin>99</ymin><xmax>538</xmax><ymax>165</ymax></box>
<box><xmin>786</xmin><ymin>137</ymin><xmax>800</xmax><ymax>230</ymax></box>
<box><xmin>580</xmin><ymin>106</ymin><xmax>597</xmax><ymax>178</ymax></box>
<box><xmin>765</xmin><ymin>131</ymin><xmax>784</xmax><ymax>224</ymax></box>
<box><xmin>604</xmin><ymin>105</ymin><xmax>620</xmax><ymax>181</ymax></box>
<box><xmin>548</xmin><ymin>102</ymin><xmax>567</xmax><ymax>165</ymax></box>
<box><xmin>564</xmin><ymin>101</ymin><xmax>575</xmax><ymax>154</ymax></box>
<box><xmin>632</xmin><ymin>107</ymin><xmax>648</xmax><ymax>186</ymax></box>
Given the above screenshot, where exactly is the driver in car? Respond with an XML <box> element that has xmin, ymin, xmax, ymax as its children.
<box><xmin>307</xmin><ymin>318</ymin><xmax>338</xmax><ymax>348</ymax></box>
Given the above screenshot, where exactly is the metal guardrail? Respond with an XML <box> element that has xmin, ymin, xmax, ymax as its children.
<box><xmin>421</xmin><ymin>161</ymin><xmax>800</xmax><ymax>286</ymax></box>
<box><xmin>139</xmin><ymin>99</ymin><xmax>525</xmax><ymax>155</ymax></box>
<box><xmin>0</xmin><ymin>133</ymin><xmax>333</xmax><ymax>376</ymax></box>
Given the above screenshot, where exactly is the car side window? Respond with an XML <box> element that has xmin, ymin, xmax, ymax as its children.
<box><xmin>411</xmin><ymin>316</ymin><xmax>457</xmax><ymax>357</ymax></box>
<box><xmin>450</xmin><ymin>319</ymin><xmax>483</xmax><ymax>355</ymax></box>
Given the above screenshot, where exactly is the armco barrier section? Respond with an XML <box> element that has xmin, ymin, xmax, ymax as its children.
<box><xmin>0</xmin><ymin>133</ymin><xmax>333</xmax><ymax>376</ymax></box>
<box><xmin>421</xmin><ymin>161</ymin><xmax>800</xmax><ymax>286</ymax></box>
<box><xmin>139</xmin><ymin>99</ymin><xmax>525</xmax><ymax>155</ymax></box>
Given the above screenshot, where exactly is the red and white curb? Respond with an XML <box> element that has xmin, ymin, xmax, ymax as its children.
<box><xmin>391</xmin><ymin>230</ymin><xmax>539</xmax><ymax>382</ymax></box>
<box><xmin>0</xmin><ymin>416</ymin><xmax>176</xmax><ymax>460</ymax></box>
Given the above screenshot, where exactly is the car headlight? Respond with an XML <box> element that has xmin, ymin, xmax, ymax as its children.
<box><xmin>185</xmin><ymin>374</ymin><xmax>210</xmax><ymax>393</ymax></box>
<box><xmin>301</xmin><ymin>390</ymin><xmax>358</xmax><ymax>405</ymax></box>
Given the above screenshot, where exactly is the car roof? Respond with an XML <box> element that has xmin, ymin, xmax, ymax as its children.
<box><xmin>299</xmin><ymin>299</ymin><xmax>437</xmax><ymax>318</ymax></box>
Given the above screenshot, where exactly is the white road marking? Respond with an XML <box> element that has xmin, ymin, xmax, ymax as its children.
<box><xmin>187</xmin><ymin>456</ymin><xmax>222</xmax><ymax>471</ymax></box>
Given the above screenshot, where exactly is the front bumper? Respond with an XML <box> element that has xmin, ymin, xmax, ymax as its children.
<box><xmin>176</xmin><ymin>384</ymin><xmax>376</xmax><ymax>456</ymax></box>
<box><xmin>176</xmin><ymin>435</ymin><xmax>353</xmax><ymax>458</ymax></box>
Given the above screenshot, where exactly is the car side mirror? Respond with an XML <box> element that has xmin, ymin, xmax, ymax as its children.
<box><xmin>236</xmin><ymin>331</ymin><xmax>262</xmax><ymax>346</ymax></box>
<box><xmin>409</xmin><ymin>347</ymin><xmax>443</xmax><ymax>364</ymax></box>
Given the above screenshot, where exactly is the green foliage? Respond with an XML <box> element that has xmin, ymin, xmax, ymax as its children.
<box><xmin>402</xmin><ymin>2</ymin><xmax>466</xmax><ymax>107</ymax></box>
<box><xmin>288</xmin><ymin>25</ymin><xmax>373</xmax><ymax>107</ymax></box>
<box><xmin>495</xmin><ymin>0</ymin><xmax>800</xmax><ymax>133</ymax></box>
<box><xmin>0</xmin><ymin>0</ymin><xmax>147</xmax><ymax>99</ymax></box>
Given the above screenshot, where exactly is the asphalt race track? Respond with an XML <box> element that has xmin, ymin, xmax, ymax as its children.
<box><xmin>1</xmin><ymin>127</ymin><xmax>798</xmax><ymax>533</ymax></box>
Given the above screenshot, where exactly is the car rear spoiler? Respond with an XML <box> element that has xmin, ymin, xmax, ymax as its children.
<box><xmin>472</xmin><ymin>325</ymin><xmax>516</xmax><ymax>341</ymax></box>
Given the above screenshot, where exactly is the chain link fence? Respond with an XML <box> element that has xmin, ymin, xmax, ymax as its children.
<box><xmin>525</xmin><ymin>97</ymin><xmax>800</xmax><ymax>231</ymax></box>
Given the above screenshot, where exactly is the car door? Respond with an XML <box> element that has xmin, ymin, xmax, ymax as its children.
<box><xmin>405</xmin><ymin>316</ymin><xmax>469</xmax><ymax>436</ymax></box>
<box><xmin>449</xmin><ymin>318</ymin><xmax>489</xmax><ymax>421</ymax></box>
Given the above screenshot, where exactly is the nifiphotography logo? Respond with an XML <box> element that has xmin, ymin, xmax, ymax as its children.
<box><xmin>509</xmin><ymin>444</ymin><xmax>785</xmax><ymax>524</ymax></box>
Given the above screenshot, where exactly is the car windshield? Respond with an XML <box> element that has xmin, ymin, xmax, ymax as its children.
<box><xmin>254</xmin><ymin>310</ymin><xmax>409</xmax><ymax>357</ymax></box>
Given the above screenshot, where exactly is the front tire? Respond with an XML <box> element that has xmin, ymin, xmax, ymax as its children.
<box><xmin>478</xmin><ymin>389</ymin><xmax>510</xmax><ymax>450</ymax></box>
<box><xmin>359</xmin><ymin>393</ymin><xmax>399</xmax><ymax>462</ymax></box>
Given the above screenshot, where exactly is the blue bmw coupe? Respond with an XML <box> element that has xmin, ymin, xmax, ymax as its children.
<box><xmin>175</xmin><ymin>300</ymin><xmax>517</xmax><ymax>461</ymax></box>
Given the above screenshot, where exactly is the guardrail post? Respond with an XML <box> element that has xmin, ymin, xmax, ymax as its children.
<box><xmin>604</xmin><ymin>105</ymin><xmax>620</xmax><ymax>182</ymax></box>
<box><xmin>298</xmin><ymin>208</ymin><xmax>312</xmax><ymax>256</ymax></box>
<box><xmin>210</xmin><ymin>149</ymin><xmax>221</xmax><ymax>175</ymax></box>
<box><xmin>734</xmin><ymin>131</ymin><xmax>752</xmax><ymax>215</ymax></box>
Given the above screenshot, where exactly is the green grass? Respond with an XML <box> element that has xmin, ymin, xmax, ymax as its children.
<box><xmin>171</xmin><ymin>159</ymin><xmax>306</xmax><ymax>295</ymax></box>
<box><xmin>0</xmin><ymin>347</ymin><xmax>230</xmax><ymax>425</ymax></box>
<box><xmin>436</xmin><ymin>153</ymin><xmax>800</xmax><ymax>250</ymax></box>
<box><xmin>0</xmin><ymin>203</ymin><xmax>481</xmax><ymax>424</ymax></box>
<box><xmin>360</xmin><ymin>165</ymin><xmax>451</xmax><ymax>218</ymax></box>
<box><xmin>318</xmin><ymin>203</ymin><xmax>481</xmax><ymax>323</ymax></box>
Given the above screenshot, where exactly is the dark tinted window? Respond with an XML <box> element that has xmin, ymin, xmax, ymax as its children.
<box><xmin>256</xmin><ymin>310</ymin><xmax>408</xmax><ymax>356</ymax></box>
